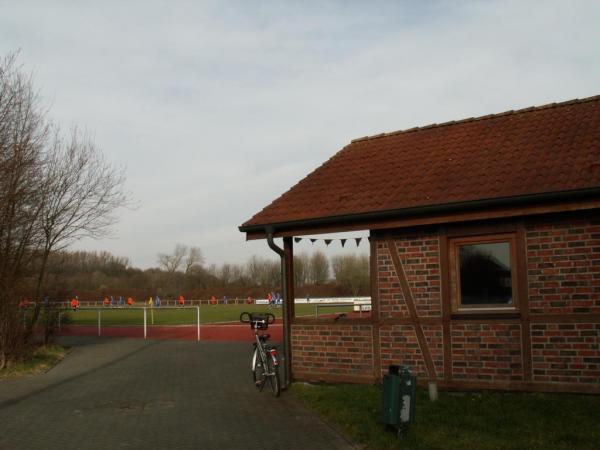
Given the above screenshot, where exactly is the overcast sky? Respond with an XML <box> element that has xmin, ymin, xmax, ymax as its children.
<box><xmin>1</xmin><ymin>1</ymin><xmax>599</xmax><ymax>268</ymax></box>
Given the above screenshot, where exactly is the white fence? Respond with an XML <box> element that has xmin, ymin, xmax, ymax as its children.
<box><xmin>58</xmin><ymin>306</ymin><xmax>200</xmax><ymax>341</ymax></box>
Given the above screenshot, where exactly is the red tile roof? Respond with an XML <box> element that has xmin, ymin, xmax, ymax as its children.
<box><xmin>241</xmin><ymin>95</ymin><xmax>600</xmax><ymax>231</ymax></box>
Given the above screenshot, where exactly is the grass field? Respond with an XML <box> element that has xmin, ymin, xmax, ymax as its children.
<box><xmin>63</xmin><ymin>303</ymin><xmax>354</xmax><ymax>326</ymax></box>
<box><xmin>291</xmin><ymin>383</ymin><xmax>600</xmax><ymax>450</ymax></box>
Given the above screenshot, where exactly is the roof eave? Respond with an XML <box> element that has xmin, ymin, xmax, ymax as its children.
<box><xmin>238</xmin><ymin>187</ymin><xmax>600</xmax><ymax>236</ymax></box>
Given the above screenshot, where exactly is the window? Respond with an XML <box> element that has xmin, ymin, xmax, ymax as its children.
<box><xmin>449</xmin><ymin>234</ymin><xmax>518</xmax><ymax>312</ymax></box>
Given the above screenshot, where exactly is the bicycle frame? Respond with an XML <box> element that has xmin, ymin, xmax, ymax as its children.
<box><xmin>241</xmin><ymin>311</ymin><xmax>280</xmax><ymax>396</ymax></box>
<box><xmin>252</xmin><ymin>325</ymin><xmax>279</xmax><ymax>379</ymax></box>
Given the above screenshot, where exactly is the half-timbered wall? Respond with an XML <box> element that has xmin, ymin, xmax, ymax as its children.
<box><xmin>289</xmin><ymin>212</ymin><xmax>600</xmax><ymax>393</ymax></box>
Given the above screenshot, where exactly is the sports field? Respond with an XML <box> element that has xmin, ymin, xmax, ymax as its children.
<box><xmin>63</xmin><ymin>303</ymin><xmax>354</xmax><ymax>326</ymax></box>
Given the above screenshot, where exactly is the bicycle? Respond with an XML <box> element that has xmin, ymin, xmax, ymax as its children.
<box><xmin>239</xmin><ymin>312</ymin><xmax>281</xmax><ymax>397</ymax></box>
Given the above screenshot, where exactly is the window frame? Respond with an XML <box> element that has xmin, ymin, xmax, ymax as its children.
<box><xmin>448</xmin><ymin>233</ymin><xmax>519</xmax><ymax>314</ymax></box>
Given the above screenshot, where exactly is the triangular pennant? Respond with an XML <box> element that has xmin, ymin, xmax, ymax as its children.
<box><xmin>340</xmin><ymin>239</ymin><xmax>346</xmax><ymax>247</ymax></box>
<box><xmin>310</xmin><ymin>238</ymin><xmax>317</xmax><ymax>244</ymax></box>
<box><xmin>324</xmin><ymin>239</ymin><xmax>332</xmax><ymax>246</ymax></box>
<box><xmin>294</xmin><ymin>237</ymin><xmax>302</xmax><ymax>243</ymax></box>
<box><xmin>355</xmin><ymin>237</ymin><xmax>362</xmax><ymax>247</ymax></box>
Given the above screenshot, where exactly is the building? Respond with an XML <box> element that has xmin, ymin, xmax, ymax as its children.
<box><xmin>239</xmin><ymin>95</ymin><xmax>600</xmax><ymax>394</ymax></box>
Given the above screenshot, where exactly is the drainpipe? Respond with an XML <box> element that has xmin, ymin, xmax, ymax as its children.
<box><xmin>266</xmin><ymin>227</ymin><xmax>290</xmax><ymax>389</ymax></box>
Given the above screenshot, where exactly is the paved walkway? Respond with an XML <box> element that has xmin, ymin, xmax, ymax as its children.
<box><xmin>0</xmin><ymin>337</ymin><xmax>355</xmax><ymax>450</ymax></box>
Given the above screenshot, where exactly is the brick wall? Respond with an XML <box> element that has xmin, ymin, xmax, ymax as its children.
<box><xmin>379</xmin><ymin>324</ymin><xmax>444</xmax><ymax>379</ymax></box>
<box><xmin>451</xmin><ymin>323</ymin><xmax>523</xmax><ymax>382</ymax></box>
<box><xmin>377</xmin><ymin>235</ymin><xmax>442</xmax><ymax>319</ymax></box>
<box><xmin>291</xmin><ymin>324</ymin><xmax>374</xmax><ymax>379</ymax></box>
<box><xmin>531</xmin><ymin>323</ymin><xmax>600</xmax><ymax>384</ymax></box>
<box><xmin>526</xmin><ymin>218</ymin><xmax>600</xmax><ymax>314</ymax></box>
<box><xmin>290</xmin><ymin>213</ymin><xmax>599</xmax><ymax>392</ymax></box>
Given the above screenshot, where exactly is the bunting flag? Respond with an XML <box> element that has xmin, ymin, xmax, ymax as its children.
<box><xmin>290</xmin><ymin>236</ymin><xmax>369</xmax><ymax>246</ymax></box>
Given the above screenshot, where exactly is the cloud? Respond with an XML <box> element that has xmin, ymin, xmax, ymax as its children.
<box><xmin>1</xmin><ymin>0</ymin><xmax>599</xmax><ymax>267</ymax></box>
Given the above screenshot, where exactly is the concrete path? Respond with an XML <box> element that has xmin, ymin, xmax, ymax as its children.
<box><xmin>0</xmin><ymin>337</ymin><xmax>355</xmax><ymax>450</ymax></box>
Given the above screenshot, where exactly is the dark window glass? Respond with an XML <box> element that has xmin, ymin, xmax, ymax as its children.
<box><xmin>459</xmin><ymin>242</ymin><xmax>512</xmax><ymax>305</ymax></box>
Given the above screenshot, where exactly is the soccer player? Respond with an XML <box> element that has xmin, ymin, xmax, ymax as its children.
<box><xmin>127</xmin><ymin>297</ymin><xmax>134</xmax><ymax>306</ymax></box>
<box><xmin>178</xmin><ymin>295</ymin><xmax>185</xmax><ymax>307</ymax></box>
<box><xmin>103</xmin><ymin>296</ymin><xmax>110</xmax><ymax>307</ymax></box>
<box><xmin>70</xmin><ymin>296</ymin><xmax>79</xmax><ymax>312</ymax></box>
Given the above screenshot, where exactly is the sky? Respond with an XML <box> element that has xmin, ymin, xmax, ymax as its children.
<box><xmin>1</xmin><ymin>1</ymin><xmax>599</xmax><ymax>269</ymax></box>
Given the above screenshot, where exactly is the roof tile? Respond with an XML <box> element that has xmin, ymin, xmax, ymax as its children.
<box><xmin>242</xmin><ymin>95</ymin><xmax>600</xmax><ymax>228</ymax></box>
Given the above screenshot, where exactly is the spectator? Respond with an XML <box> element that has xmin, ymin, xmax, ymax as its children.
<box><xmin>110</xmin><ymin>295</ymin><xmax>116</xmax><ymax>306</ymax></box>
<box><xmin>210</xmin><ymin>295</ymin><xmax>217</xmax><ymax>306</ymax></box>
<box><xmin>103</xmin><ymin>296</ymin><xmax>110</xmax><ymax>307</ymax></box>
<box><xmin>222</xmin><ymin>295</ymin><xmax>228</xmax><ymax>305</ymax></box>
<box><xmin>178</xmin><ymin>295</ymin><xmax>185</xmax><ymax>307</ymax></box>
<box><xmin>119</xmin><ymin>296</ymin><xmax>125</xmax><ymax>307</ymax></box>
<box><xmin>70</xmin><ymin>296</ymin><xmax>79</xmax><ymax>312</ymax></box>
<box><xmin>246</xmin><ymin>296</ymin><xmax>253</xmax><ymax>305</ymax></box>
<box><xmin>43</xmin><ymin>296</ymin><xmax>50</xmax><ymax>308</ymax></box>
<box><xmin>155</xmin><ymin>295</ymin><xmax>161</xmax><ymax>308</ymax></box>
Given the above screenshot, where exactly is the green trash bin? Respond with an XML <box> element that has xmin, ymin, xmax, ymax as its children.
<box><xmin>381</xmin><ymin>365</ymin><xmax>416</xmax><ymax>436</ymax></box>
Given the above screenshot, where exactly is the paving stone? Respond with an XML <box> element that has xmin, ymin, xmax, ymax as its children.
<box><xmin>0</xmin><ymin>337</ymin><xmax>355</xmax><ymax>450</ymax></box>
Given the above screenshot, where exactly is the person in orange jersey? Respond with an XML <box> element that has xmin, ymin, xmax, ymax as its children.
<box><xmin>70</xmin><ymin>296</ymin><xmax>79</xmax><ymax>312</ymax></box>
<box><xmin>103</xmin><ymin>296</ymin><xmax>110</xmax><ymax>307</ymax></box>
<box><xmin>210</xmin><ymin>295</ymin><xmax>217</xmax><ymax>306</ymax></box>
<box><xmin>127</xmin><ymin>296</ymin><xmax>134</xmax><ymax>306</ymax></box>
<box><xmin>178</xmin><ymin>295</ymin><xmax>185</xmax><ymax>307</ymax></box>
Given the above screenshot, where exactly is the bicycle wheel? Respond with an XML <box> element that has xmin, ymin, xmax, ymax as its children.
<box><xmin>266</xmin><ymin>354</ymin><xmax>281</xmax><ymax>397</ymax></box>
<box><xmin>252</xmin><ymin>348</ymin><xmax>266</xmax><ymax>388</ymax></box>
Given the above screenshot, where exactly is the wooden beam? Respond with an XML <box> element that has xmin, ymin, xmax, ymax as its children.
<box><xmin>370</xmin><ymin>234</ymin><xmax>382</xmax><ymax>381</ymax></box>
<box><xmin>439</xmin><ymin>228</ymin><xmax>453</xmax><ymax>384</ymax></box>
<box><xmin>243</xmin><ymin>199</ymin><xmax>600</xmax><ymax>240</ymax></box>
<box><xmin>386</xmin><ymin>238</ymin><xmax>438</xmax><ymax>381</ymax></box>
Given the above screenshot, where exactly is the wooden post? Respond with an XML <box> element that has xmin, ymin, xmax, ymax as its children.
<box><xmin>283</xmin><ymin>236</ymin><xmax>294</xmax><ymax>384</ymax></box>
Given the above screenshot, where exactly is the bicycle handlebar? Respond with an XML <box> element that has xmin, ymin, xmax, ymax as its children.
<box><xmin>239</xmin><ymin>312</ymin><xmax>276</xmax><ymax>325</ymax></box>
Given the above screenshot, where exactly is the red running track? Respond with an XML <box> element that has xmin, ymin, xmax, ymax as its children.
<box><xmin>58</xmin><ymin>324</ymin><xmax>283</xmax><ymax>342</ymax></box>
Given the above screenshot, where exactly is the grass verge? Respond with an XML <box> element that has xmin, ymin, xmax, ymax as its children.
<box><xmin>290</xmin><ymin>383</ymin><xmax>600</xmax><ymax>450</ymax></box>
<box><xmin>0</xmin><ymin>345</ymin><xmax>67</xmax><ymax>378</ymax></box>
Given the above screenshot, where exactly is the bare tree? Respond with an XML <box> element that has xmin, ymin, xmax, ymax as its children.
<box><xmin>309</xmin><ymin>250</ymin><xmax>330</xmax><ymax>284</ymax></box>
<box><xmin>184</xmin><ymin>245</ymin><xmax>204</xmax><ymax>273</ymax></box>
<box><xmin>246</xmin><ymin>255</ymin><xmax>280</xmax><ymax>287</ymax></box>
<box><xmin>35</xmin><ymin>127</ymin><xmax>130</xmax><ymax>294</ymax></box>
<box><xmin>157</xmin><ymin>243</ymin><xmax>187</xmax><ymax>274</ymax></box>
<box><xmin>0</xmin><ymin>52</ymin><xmax>49</xmax><ymax>368</ymax></box>
<box><xmin>331</xmin><ymin>254</ymin><xmax>370</xmax><ymax>296</ymax></box>
<box><xmin>294</xmin><ymin>252</ymin><xmax>309</xmax><ymax>286</ymax></box>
